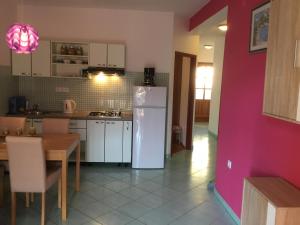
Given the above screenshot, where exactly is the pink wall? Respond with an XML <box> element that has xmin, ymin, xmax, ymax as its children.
<box><xmin>190</xmin><ymin>0</ymin><xmax>300</xmax><ymax>217</ymax></box>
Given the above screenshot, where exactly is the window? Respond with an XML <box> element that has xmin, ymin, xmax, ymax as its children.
<box><xmin>195</xmin><ymin>63</ymin><xmax>214</xmax><ymax>100</ymax></box>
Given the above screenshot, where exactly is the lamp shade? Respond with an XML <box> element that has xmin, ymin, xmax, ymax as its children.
<box><xmin>6</xmin><ymin>23</ymin><xmax>39</xmax><ymax>54</ymax></box>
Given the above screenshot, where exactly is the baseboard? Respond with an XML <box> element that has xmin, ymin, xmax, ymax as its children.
<box><xmin>214</xmin><ymin>188</ymin><xmax>241</xmax><ymax>225</ymax></box>
<box><xmin>208</xmin><ymin>130</ymin><xmax>218</xmax><ymax>139</ymax></box>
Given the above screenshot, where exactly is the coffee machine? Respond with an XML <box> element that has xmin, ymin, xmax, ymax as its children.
<box><xmin>144</xmin><ymin>67</ymin><xmax>155</xmax><ymax>86</ymax></box>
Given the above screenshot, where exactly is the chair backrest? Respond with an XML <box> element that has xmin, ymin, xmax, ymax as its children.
<box><xmin>6</xmin><ymin>136</ymin><xmax>46</xmax><ymax>192</ymax></box>
<box><xmin>42</xmin><ymin>118</ymin><xmax>70</xmax><ymax>134</ymax></box>
<box><xmin>0</xmin><ymin>117</ymin><xmax>26</xmax><ymax>134</ymax></box>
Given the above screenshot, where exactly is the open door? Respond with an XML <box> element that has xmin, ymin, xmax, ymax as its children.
<box><xmin>171</xmin><ymin>51</ymin><xmax>196</xmax><ymax>155</ymax></box>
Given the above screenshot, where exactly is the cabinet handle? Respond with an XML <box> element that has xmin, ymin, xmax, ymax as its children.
<box><xmin>111</xmin><ymin>122</ymin><xmax>115</xmax><ymax>124</ymax></box>
<box><xmin>295</xmin><ymin>40</ymin><xmax>300</xmax><ymax>68</ymax></box>
<box><xmin>102</xmin><ymin>64</ymin><xmax>106</xmax><ymax>66</ymax></box>
<box><xmin>21</xmin><ymin>72</ymin><xmax>26</xmax><ymax>75</ymax></box>
<box><xmin>106</xmin><ymin>122</ymin><xmax>110</xmax><ymax>124</ymax></box>
<box><xmin>113</xmin><ymin>65</ymin><xmax>117</xmax><ymax>67</ymax></box>
<box><xmin>33</xmin><ymin>73</ymin><xmax>37</xmax><ymax>76</ymax></box>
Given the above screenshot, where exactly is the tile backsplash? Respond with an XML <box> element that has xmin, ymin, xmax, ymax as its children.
<box><xmin>0</xmin><ymin>66</ymin><xmax>18</xmax><ymax>115</ymax></box>
<box><xmin>18</xmin><ymin>72</ymin><xmax>169</xmax><ymax>112</ymax></box>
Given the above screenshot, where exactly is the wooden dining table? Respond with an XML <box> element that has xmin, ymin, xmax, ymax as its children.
<box><xmin>0</xmin><ymin>133</ymin><xmax>81</xmax><ymax>221</ymax></box>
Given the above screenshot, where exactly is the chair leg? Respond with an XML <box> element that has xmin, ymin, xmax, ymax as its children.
<box><xmin>0</xmin><ymin>166</ymin><xmax>4</xmax><ymax>208</ymax></box>
<box><xmin>25</xmin><ymin>193</ymin><xmax>30</xmax><ymax>207</ymax></box>
<box><xmin>41</xmin><ymin>192</ymin><xmax>46</xmax><ymax>225</ymax></box>
<box><xmin>11</xmin><ymin>192</ymin><xmax>16</xmax><ymax>225</ymax></box>
<box><xmin>58</xmin><ymin>176</ymin><xmax>62</xmax><ymax>209</ymax></box>
<box><xmin>30</xmin><ymin>193</ymin><xmax>34</xmax><ymax>203</ymax></box>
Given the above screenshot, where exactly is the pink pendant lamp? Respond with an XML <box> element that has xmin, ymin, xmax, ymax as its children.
<box><xmin>6</xmin><ymin>23</ymin><xmax>39</xmax><ymax>54</ymax></box>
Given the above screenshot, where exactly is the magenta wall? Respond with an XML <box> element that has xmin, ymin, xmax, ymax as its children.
<box><xmin>190</xmin><ymin>0</ymin><xmax>300</xmax><ymax>217</ymax></box>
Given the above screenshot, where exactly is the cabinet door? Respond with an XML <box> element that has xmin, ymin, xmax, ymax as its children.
<box><xmin>24</xmin><ymin>119</ymin><xmax>32</xmax><ymax>134</ymax></box>
<box><xmin>32</xmin><ymin>119</ymin><xmax>43</xmax><ymax>134</ymax></box>
<box><xmin>12</xmin><ymin>52</ymin><xmax>31</xmax><ymax>76</ymax></box>
<box><xmin>263</xmin><ymin>0</ymin><xmax>300</xmax><ymax>121</ymax></box>
<box><xmin>107</xmin><ymin>44</ymin><xmax>125</xmax><ymax>68</ymax></box>
<box><xmin>89</xmin><ymin>43</ymin><xmax>107</xmax><ymax>67</ymax></box>
<box><xmin>69</xmin><ymin>128</ymin><xmax>87</xmax><ymax>141</ymax></box>
<box><xmin>87</xmin><ymin>120</ymin><xmax>105</xmax><ymax>162</ymax></box>
<box><xmin>123</xmin><ymin>121</ymin><xmax>132</xmax><ymax>163</ymax></box>
<box><xmin>241</xmin><ymin>180</ymin><xmax>268</xmax><ymax>225</ymax></box>
<box><xmin>32</xmin><ymin>40</ymin><xmax>51</xmax><ymax>77</ymax></box>
<box><xmin>105</xmin><ymin>121</ymin><xmax>123</xmax><ymax>162</ymax></box>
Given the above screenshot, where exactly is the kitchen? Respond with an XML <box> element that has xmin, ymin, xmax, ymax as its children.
<box><xmin>0</xmin><ymin>0</ymin><xmax>178</xmax><ymax>223</ymax></box>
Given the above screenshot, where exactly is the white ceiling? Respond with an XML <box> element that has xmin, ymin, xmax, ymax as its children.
<box><xmin>22</xmin><ymin>0</ymin><xmax>210</xmax><ymax>17</ymax></box>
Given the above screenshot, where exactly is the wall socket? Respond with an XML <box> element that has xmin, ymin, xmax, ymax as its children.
<box><xmin>55</xmin><ymin>87</ymin><xmax>69</xmax><ymax>93</ymax></box>
<box><xmin>227</xmin><ymin>160</ymin><xmax>232</xmax><ymax>169</ymax></box>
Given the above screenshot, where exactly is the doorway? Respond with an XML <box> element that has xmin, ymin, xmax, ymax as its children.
<box><xmin>171</xmin><ymin>51</ymin><xmax>196</xmax><ymax>155</ymax></box>
<box><xmin>194</xmin><ymin>63</ymin><xmax>214</xmax><ymax>123</ymax></box>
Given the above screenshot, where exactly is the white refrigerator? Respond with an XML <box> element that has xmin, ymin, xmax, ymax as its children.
<box><xmin>132</xmin><ymin>86</ymin><xmax>167</xmax><ymax>169</ymax></box>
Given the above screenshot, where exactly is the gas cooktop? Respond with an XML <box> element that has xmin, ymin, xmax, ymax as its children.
<box><xmin>88</xmin><ymin>111</ymin><xmax>121</xmax><ymax>118</ymax></box>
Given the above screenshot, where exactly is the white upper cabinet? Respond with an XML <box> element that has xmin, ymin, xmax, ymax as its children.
<box><xmin>12</xmin><ymin>52</ymin><xmax>31</xmax><ymax>76</ymax></box>
<box><xmin>89</xmin><ymin>43</ymin><xmax>107</xmax><ymax>67</ymax></box>
<box><xmin>107</xmin><ymin>44</ymin><xmax>125</xmax><ymax>68</ymax></box>
<box><xmin>32</xmin><ymin>40</ymin><xmax>51</xmax><ymax>77</ymax></box>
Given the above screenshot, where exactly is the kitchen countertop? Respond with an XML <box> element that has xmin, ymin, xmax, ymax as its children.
<box><xmin>7</xmin><ymin>111</ymin><xmax>133</xmax><ymax>121</ymax></box>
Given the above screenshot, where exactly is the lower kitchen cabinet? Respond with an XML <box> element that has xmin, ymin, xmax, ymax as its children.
<box><xmin>69</xmin><ymin>120</ymin><xmax>87</xmax><ymax>162</ymax></box>
<box><xmin>87</xmin><ymin>120</ymin><xmax>105</xmax><ymax>162</ymax></box>
<box><xmin>123</xmin><ymin>121</ymin><xmax>132</xmax><ymax>163</ymax></box>
<box><xmin>32</xmin><ymin>119</ymin><xmax>43</xmax><ymax>134</ymax></box>
<box><xmin>105</xmin><ymin>121</ymin><xmax>123</xmax><ymax>162</ymax></box>
<box><xmin>241</xmin><ymin>177</ymin><xmax>300</xmax><ymax>225</ymax></box>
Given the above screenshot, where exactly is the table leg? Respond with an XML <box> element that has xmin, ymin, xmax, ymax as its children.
<box><xmin>0</xmin><ymin>166</ymin><xmax>4</xmax><ymax>208</ymax></box>
<box><xmin>61</xmin><ymin>156</ymin><xmax>68</xmax><ymax>221</ymax></box>
<box><xmin>75</xmin><ymin>143</ymin><xmax>80</xmax><ymax>192</ymax></box>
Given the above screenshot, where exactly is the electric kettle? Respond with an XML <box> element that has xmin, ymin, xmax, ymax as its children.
<box><xmin>64</xmin><ymin>100</ymin><xmax>76</xmax><ymax>114</ymax></box>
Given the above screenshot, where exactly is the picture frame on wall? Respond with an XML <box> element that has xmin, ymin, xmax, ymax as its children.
<box><xmin>249</xmin><ymin>1</ymin><xmax>271</xmax><ymax>53</ymax></box>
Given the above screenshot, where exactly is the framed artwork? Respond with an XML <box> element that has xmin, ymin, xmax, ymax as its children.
<box><xmin>249</xmin><ymin>2</ymin><xmax>271</xmax><ymax>52</ymax></box>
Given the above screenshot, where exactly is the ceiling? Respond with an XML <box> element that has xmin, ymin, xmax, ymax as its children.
<box><xmin>22</xmin><ymin>0</ymin><xmax>210</xmax><ymax>17</ymax></box>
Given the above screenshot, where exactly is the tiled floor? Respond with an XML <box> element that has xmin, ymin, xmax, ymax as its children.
<box><xmin>0</xmin><ymin>123</ymin><xmax>236</xmax><ymax>225</ymax></box>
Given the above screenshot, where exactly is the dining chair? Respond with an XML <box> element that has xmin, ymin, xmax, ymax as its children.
<box><xmin>42</xmin><ymin>118</ymin><xmax>70</xmax><ymax>134</ymax></box>
<box><xmin>0</xmin><ymin>117</ymin><xmax>26</xmax><ymax>134</ymax></box>
<box><xmin>0</xmin><ymin>165</ymin><xmax>4</xmax><ymax>207</ymax></box>
<box><xmin>6</xmin><ymin>136</ymin><xmax>62</xmax><ymax>225</ymax></box>
<box><xmin>0</xmin><ymin>117</ymin><xmax>26</xmax><ymax>207</ymax></box>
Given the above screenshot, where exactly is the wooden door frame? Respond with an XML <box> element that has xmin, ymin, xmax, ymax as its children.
<box><xmin>172</xmin><ymin>51</ymin><xmax>197</xmax><ymax>151</ymax></box>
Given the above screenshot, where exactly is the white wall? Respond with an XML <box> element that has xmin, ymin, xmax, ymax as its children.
<box><xmin>167</xmin><ymin>15</ymin><xmax>199</xmax><ymax>154</ymax></box>
<box><xmin>179</xmin><ymin>56</ymin><xmax>191</xmax><ymax>146</ymax></box>
<box><xmin>173</xmin><ymin>15</ymin><xmax>200</xmax><ymax>56</ymax></box>
<box><xmin>0</xmin><ymin>0</ymin><xmax>18</xmax><ymax>66</ymax></box>
<box><xmin>21</xmin><ymin>5</ymin><xmax>174</xmax><ymax>73</ymax></box>
<box><xmin>198</xmin><ymin>36</ymin><xmax>214</xmax><ymax>63</ymax></box>
<box><xmin>208</xmin><ymin>36</ymin><xmax>225</xmax><ymax>136</ymax></box>
<box><xmin>20</xmin><ymin>4</ymin><xmax>176</xmax><ymax>156</ymax></box>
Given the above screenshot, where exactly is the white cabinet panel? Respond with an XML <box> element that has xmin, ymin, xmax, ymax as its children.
<box><xmin>69</xmin><ymin>128</ymin><xmax>86</xmax><ymax>141</ymax></box>
<box><xmin>12</xmin><ymin>53</ymin><xmax>31</xmax><ymax>76</ymax></box>
<box><xmin>32</xmin><ymin>119</ymin><xmax>42</xmax><ymax>134</ymax></box>
<box><xmin>69</xmin><ymin>120</ymin><xmax>86</xmax><ymax>129</ymax></box>
<box><xmin>25</xmin><ymin>119</ymin><xmax>32</xmax><ymax>134</ymax></box>
<box><xmin>266</xmin><ymin>202</ymin><xmax>276</xmax><ymax>225</ymax></box>
<box><xmin>123</xmin><ymin>121</ymin><xmax>132</xmax><ymax>163</ymax></box>
<box><xmin>87</xmin><ymin>120</ymin><xmax>105</xmax><ymax>162</ymax></box>
<box><xmin>107</xmin><ymin>44</ymin><xmax>125</xmax><ymax>68</ymax></box>
<box><xmin>89</xmin><ymin>43</ymin><xmax>107</xmax><ymax>67</ymax></box>
<box><xmin>32</xmin><ymin>40</ymin><xmax>51</xmax><ymax>77</ymax></box>
<box><xmin>105</xmin><ymin>121</ymin><xmax>123</xmax><ymax>162</ymax></box>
